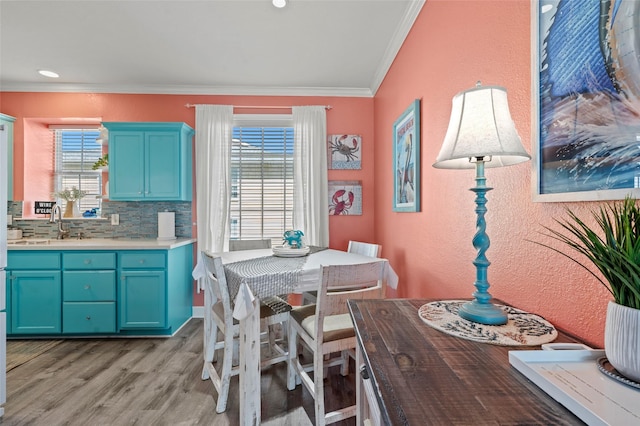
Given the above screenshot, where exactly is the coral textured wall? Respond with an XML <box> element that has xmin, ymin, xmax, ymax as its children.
<box><xmin>2</xmin><ymin>92</ymin><xmax>375</xmax><ymax>306</ymax></box>
<box><xmin>373</xmin><ymin>0</ymin><xmax>610</xmax><ymax>347</ymax></box>
<box><xmin>2</xmin><ymin>1</ymin><xmax>616</xmax><ymax>346</ymax></box>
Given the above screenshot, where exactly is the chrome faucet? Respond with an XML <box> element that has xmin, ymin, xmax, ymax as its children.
<box><xmin>49</xmin><ymin>204</ymin><xmax>69</xmax><ymax>239</ymax></box>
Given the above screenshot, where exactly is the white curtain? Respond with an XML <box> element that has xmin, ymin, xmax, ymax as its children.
<box><xmin>192</xmin><ymin>105</ymin><xmax>233</xmax><ymax>289</ymax></box>
<box><xmin>292</xmin><ymin>106</ymin><xmax>329</xmax><ymax>247</ymax></box>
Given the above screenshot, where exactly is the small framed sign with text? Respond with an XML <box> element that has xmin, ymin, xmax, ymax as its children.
<box><xmin>34</xmin><ymin>201</ymin><xmax>56</xmax><ymax>215</ymax></box>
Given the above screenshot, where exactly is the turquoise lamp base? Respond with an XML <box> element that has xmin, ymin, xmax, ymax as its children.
<box><xmin>458</xmin><ymin>300</ymin><xmax>508</xmax><ymax>325</ymax></box>
<box><xmin>458</xmin><ymin>158</ymin><xmax>508</xmax><ymax>326</ymax></box>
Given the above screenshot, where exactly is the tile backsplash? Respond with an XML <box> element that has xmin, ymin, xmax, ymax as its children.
<box><xmin>7</xmin><ymin>200</ymin><xmax>192</xmax><ymax>240</ymax></box>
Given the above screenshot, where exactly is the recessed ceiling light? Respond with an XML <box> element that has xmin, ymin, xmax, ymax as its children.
<box><xmin>38</xmin><ymin>69</ymin><xmax>59</xmax><ymax>78</ymax></box>
<box><xmin>272</xmin><ymin>0</ymin><xmax>286</xmax><ymax>8</ymax></box>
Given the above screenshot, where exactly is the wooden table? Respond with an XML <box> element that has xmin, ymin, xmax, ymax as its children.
<box><xmin>348</xmin><ymin>299</ymin><xmax>586</xmax><ymax>425</ymax></box>
<box><xmin>213</xmin><ymin>248</ymin><xmax>396</xmax><ymax>426</ymax></box>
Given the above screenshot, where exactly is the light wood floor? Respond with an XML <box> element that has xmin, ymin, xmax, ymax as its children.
<box><xmin>3</xmin><ymin>319</ymin><xmax>357</xmax><ymax>425</ymax></box>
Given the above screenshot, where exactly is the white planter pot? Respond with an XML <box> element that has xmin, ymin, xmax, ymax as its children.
<box><xmin>605</xmin><ymin>301</ymin><xmax>640</xmax><ymax>383</ymax></box>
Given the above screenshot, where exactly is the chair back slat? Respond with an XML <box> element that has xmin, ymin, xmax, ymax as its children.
<box><xmin>347</xmin><ymin>240</ymin><xmax>381</xmax><ymax>258</ymax></box>
<box><xmin>315</xmin><ymin>261</ymin><xmax>386</xmax><ymax>320</ymax></box>
<box><xmin>229</xmin><ymin>239</ymin><xmax>272</xmax><ymax>251</ymax></box>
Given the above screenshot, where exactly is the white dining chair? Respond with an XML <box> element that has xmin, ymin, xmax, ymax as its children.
<box><xmin>287</xmin><ymin>261</ymin><xmax>387</xmax><ymax>425</ymax></box>
<box><xmin>347</xmin><ymin>240</ymin><xmax>381</xmax><ymax>258</ymax></box>
<box><xmin>201</xmin><ymin>251</ymin><xmax>291</xmax><ymax>413</ymax></box>
<box><xmin>228</xmin><ymin>238</ymin><xmax>272</xmax><ymax>251</ymax></box>
<box><xmin>301</xmin><ymin>240</ymin><xmax>382</xmax><ymax>305</ymax></box>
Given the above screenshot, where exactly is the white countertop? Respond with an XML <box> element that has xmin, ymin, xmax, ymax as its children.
<box><xmin>7</xmin><ymin>237</ymin><xmax>196</xmax><ymax>251</ymax></box>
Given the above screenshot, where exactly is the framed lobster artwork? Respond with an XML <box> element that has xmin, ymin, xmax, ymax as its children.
<box><xmin>327</xmin><ymin>134</ymin><xmax>362</xmax><ymax>169</ymax></box>
<box><xmin>328</xmin><ymin>180</ymin><xmax>362</xmax><ymax>215</ymax></box>
<box><xmin>393</xmin><ymin>99</ymin><xmax>420</xmax><ymax>212</ymax></box>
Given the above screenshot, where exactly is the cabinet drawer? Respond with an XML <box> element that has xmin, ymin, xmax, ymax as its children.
<box><xmin>63</xmin><ymin>302</ymin><xmax>116</xmax><ymax>333</ymax></box>
<box><xmin>63</xmin><ymin>252</ymin><xmax>116</xmax><ymax>270</ymax></box>
<box><xmin>63</xmin><ymin>271</ymin><xmax>116</xmax><ymax>301</ymax></box>
<box><xmin>119</xmin><ymin>252</ymin><xmax>165</xmax><ymax>269</ymax></box>
<box><xmin>8</xmin><ymin>252</ymin><xmax>60</xmax><ymax>270</ymax></box>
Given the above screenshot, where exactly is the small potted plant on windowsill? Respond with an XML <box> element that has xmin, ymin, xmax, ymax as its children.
<box><xmin>532</xmin><ymin>197</ymin><xmax>640</xmax><ymax>382</ymax></box>
<box><xmin>92</xmin><ymin>154</ymin><xmax>108</xmax><ymax>171</ymax></box>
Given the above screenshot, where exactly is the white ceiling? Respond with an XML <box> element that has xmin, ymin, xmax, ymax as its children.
<box><xmin>0</xmin><ymin>0</ymin><xmax>424</xmax><ymax>97</ymax></box>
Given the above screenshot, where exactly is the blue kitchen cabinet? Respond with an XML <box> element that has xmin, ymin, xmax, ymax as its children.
<box><xmin>7</xmin><ymin>252</ymin><xmax>62</xmax><ymax>335</ymax></box>
<box><xmin>10</xmin><ymin>271</ymin><xmax>62</xmax><ymax>334</ymax></box>
<box><xmin>117</xmin><ymin>246</ymin><xmax>192</xmax><ymax>336</ymax></box>
<box><xmin>6</xmin><ymin>244</ymin><xmax>193</xmax><ymax>337</ymax></box>
<box><xmin>62</xmin><ymin>252</ymin><xmax>116</xmax><ymax>334</ymax></box>
<box><xmin>7</xmin><ymin>251</ymin><xmax>62</xmax><ymax>334</ymax></box>
<box><xmin>0</xmin><ymin>113</ymin><xmax>15</xmax><ymax>201</ymax></box>
<box><xmin>104</xmin><ymin>122</ymin><xmax>193</xmax><ymax>201</ymax></box>
<box><xmin>118</xmin><ymin>251</ymin><xmax>166</xmax><ymax>329</ymax></box>
<box><xmin>119</xmin><ymin>269</ymin><xmax>166</xmax><ymax>329</ymax></box>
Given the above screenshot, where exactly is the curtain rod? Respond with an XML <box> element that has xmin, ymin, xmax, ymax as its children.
<box><xmin>185</xmin><ymin>103</ymin><xmax>331</xmax><ymax>110</ymax></box>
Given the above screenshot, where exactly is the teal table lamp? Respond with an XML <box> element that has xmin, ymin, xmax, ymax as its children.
<box><xmin>433</xmin><ymin>82</ymin><xmax>530</xmax><ymax>325</ymax></box>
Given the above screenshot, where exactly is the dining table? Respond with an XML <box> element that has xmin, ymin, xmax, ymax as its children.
<box><xmin>205</xmin><ymin>247</ymin><xmax>398</xmax><ymax>425</ymax></box>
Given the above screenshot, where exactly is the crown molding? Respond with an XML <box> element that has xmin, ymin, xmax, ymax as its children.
<box><xmin>369</xmin><ymin>0</ymin><xmax>426</xmax><ymax>95</ymax></box>
<box><xmin>0</xmin><ymin>82</ymin><xmax>374</xmax><ymax>98</ymax></box>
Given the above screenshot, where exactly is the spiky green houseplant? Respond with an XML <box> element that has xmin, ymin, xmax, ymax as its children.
<box><xmin>534</xmin><ymin>197</ymin><xmax>640</xmax><ymax>310</ymax></box>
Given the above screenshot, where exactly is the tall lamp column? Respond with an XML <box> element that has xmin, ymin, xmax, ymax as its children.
<box><xmin>433</xmin><ymin>82</ymin><xmax>530</xmax><ymax>326</ymax></box>
<box><xmin>464</xmin><ymin>156</ymin><xmax>505</xmax><ymax>324</ymax></box>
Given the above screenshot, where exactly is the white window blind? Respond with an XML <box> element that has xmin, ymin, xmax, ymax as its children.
<box><xmin>54</xmin><ymin>129</ymin><xmax>102</xmax><ymax>214</ymax></box>
<box><xmin>230</xmin><ymin>125</ymin><xmax>294</xmax><ymax>242</ymax></box>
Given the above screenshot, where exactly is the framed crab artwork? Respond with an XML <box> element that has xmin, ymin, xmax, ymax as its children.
<box><xmin>327</xmin><ymin>134</ymin><xmax>361</xmax><ymax>169</ymax></box>
<box><xmin>328</xmin><ymin>181</ymin><xmax>362</xmax><ymax>215</ymax></box>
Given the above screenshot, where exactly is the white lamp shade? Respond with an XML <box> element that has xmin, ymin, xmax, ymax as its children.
<box><xmin>433</xmin><ymin>85</ymin><xmax>530</xmax><ymax>169</ymax></box>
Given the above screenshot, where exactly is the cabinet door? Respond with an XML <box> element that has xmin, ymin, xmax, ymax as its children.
<box><xmin>145</xmin><ymin>131</ymin><xmax>181</xmax><ymax>200</ymax></box>
<box><xmin>109</xmin><ymin>131</ymin><xmax>145</xmax><ymax>200</ymax></box>
<box><xmin>10</xmin><ymin>271</ymin><xmax>62</xmax><ymax>334</ymax></box>
<box><xmin>119</xmin><ymin>270</ymin><xmax>166</xmax><ymax>329</ymax></box>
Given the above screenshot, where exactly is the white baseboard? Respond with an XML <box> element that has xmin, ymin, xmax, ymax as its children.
<box><xmin>192</xmin><ymin>306</ymin><xmax>204</xmax><ymax>318</ymax></box>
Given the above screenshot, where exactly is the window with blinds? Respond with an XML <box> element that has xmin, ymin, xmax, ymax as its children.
<box><xmin>54</xmin><ymin>129</ymin><xmax>103</xmax><ymax>214</ymax></box>
<box><xmin>230</xmin><ymin>126</ymin><xmax>294</xmax><ymax>242</ymax></box>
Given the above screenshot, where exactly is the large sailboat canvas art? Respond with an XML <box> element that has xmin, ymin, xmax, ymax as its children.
<box><xmin>534</xmin><ymin>0</ymin><xmax>640</xmax><ymax>201</ymax></box>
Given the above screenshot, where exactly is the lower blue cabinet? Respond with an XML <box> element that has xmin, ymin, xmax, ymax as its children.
<box><xmin>6</xmin><ymin>245</ymin><xmax>193</xmax><ymax>337</ymax></box>
<box><xmin>63</xmin><ymin>302</ymin><xmax>116</xmax><ymax>333</ymax></box>
<box><xmin>62</xmin><ymin>269</ymin><xmax>116</xmax><ymax>334</ymax></box>
<box><xmin>119</xmin><ymin>269</ymin><xmax>166</xmax><ymax>329</ymax></box>
<box><xmin>11</xmin><ymin>270</ymin><xmax>62</xmax><ymax>334</ymax></box>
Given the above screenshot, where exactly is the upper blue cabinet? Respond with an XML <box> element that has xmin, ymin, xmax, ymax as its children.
<box><xmin>1</xmin><ymin>113</ymin><xmax>16</xmax><ymax>201</ymax></box>
<box><xmin>103</xmin><ymin>122</ymin><xmax>194</xmax><ymax>201</ymax></box>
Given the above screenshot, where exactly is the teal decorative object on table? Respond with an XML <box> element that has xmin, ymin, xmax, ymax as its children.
<box><xmin>283</xmin><ymin>230</ymin><xmax>304</xmax><ymax>248</ymax></box>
